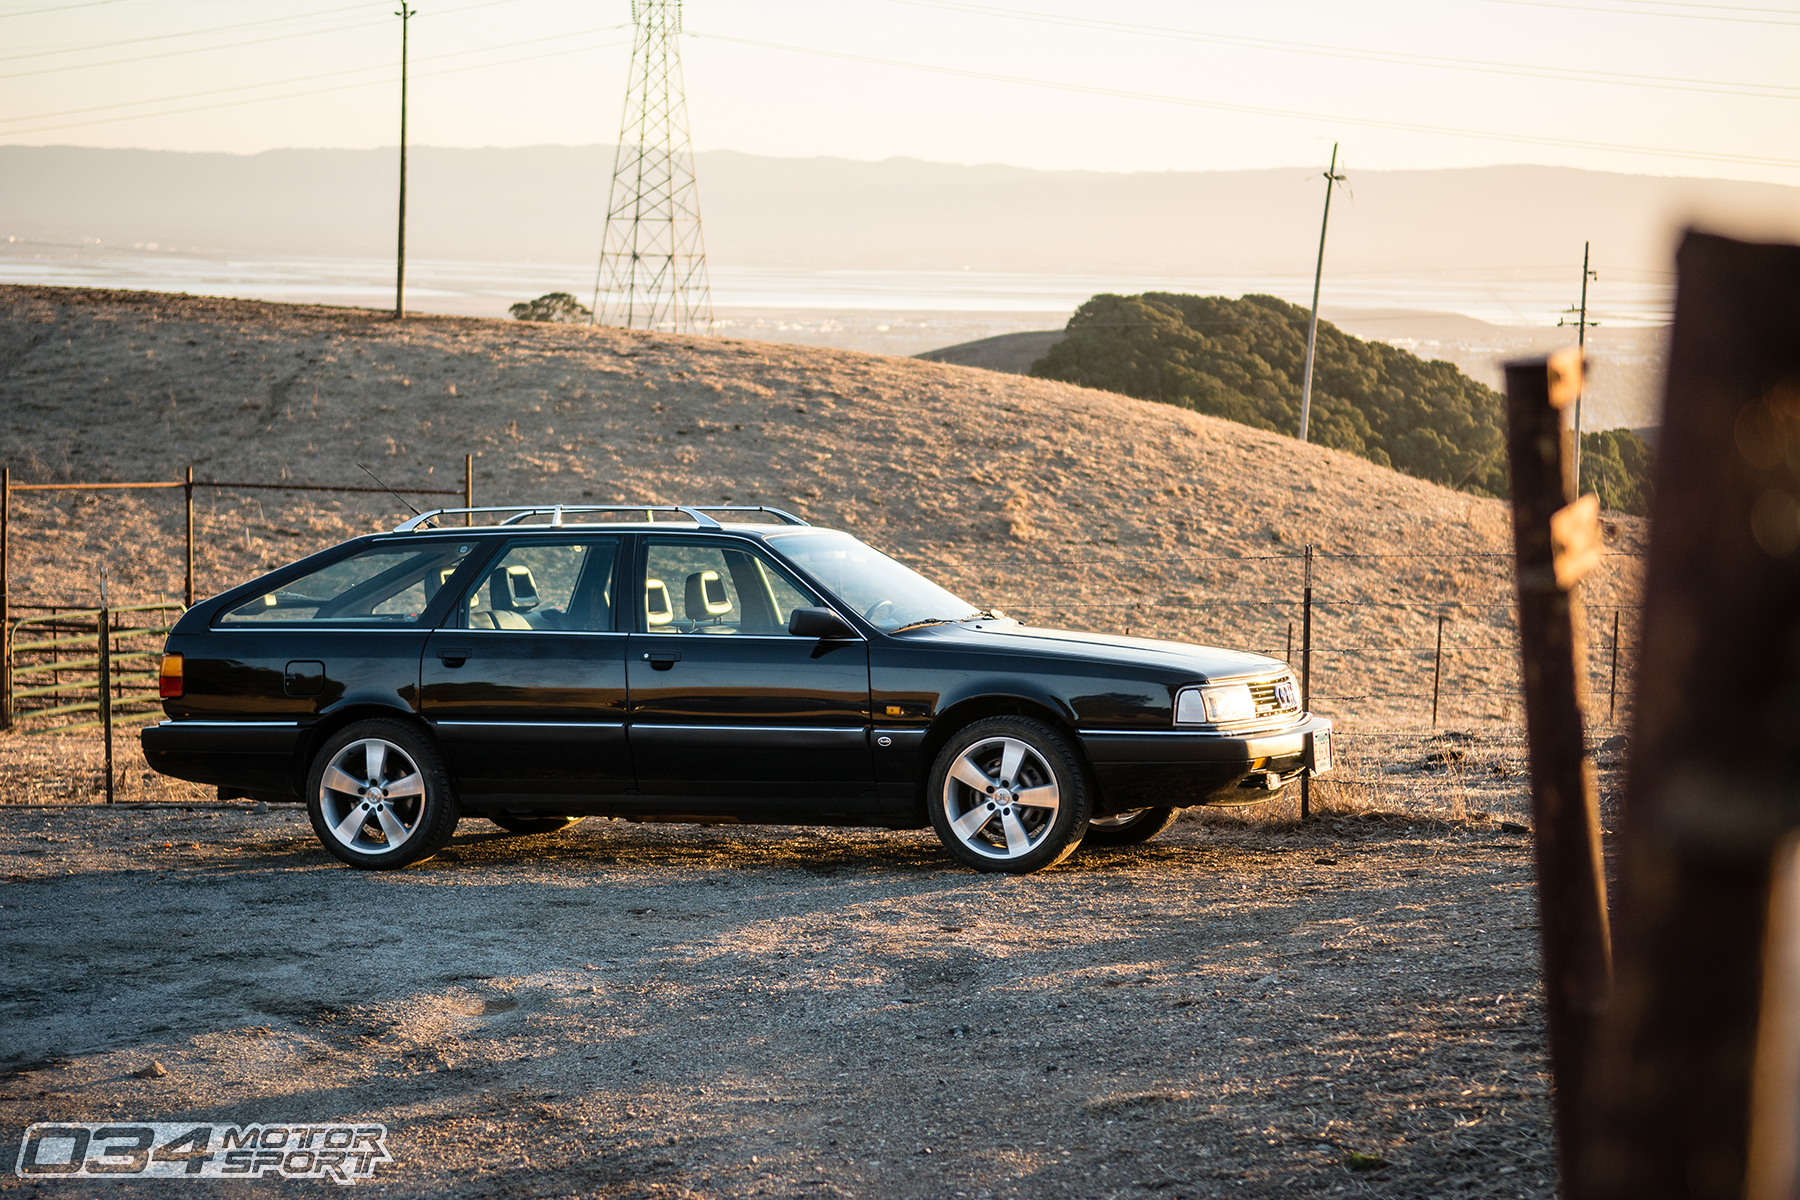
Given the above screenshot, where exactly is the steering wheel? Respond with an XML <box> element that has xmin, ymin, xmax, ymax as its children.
<box><xmin>862</xmin><ymin>598</ymin><xmax>895</xmax><ymax>625</ymax></box>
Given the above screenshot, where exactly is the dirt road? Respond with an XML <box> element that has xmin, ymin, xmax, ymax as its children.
<box><xmin>2</xmin><ymin>802</ymin><xmax>1553</xmax><ymax>1198</ymax></box>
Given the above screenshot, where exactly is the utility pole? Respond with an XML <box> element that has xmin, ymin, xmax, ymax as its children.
<box><xmin>592</xmin><ymin>0</ymin><xmax>714</xmax><ymax>333</ymax></box>
<box><xmin>1559</xmin><ymin>242</ymin><xmax>1599</xmax><ymax>493</ymax></box>
<box><xmin>1298</xmin><ymin>144</ymin><xmax>1347</xmax><ymax>443</ymax></box>
<box><xmin>394</xmin><ymin>4</ymin><xmax>416</xmax><ymax>321</ymax></box>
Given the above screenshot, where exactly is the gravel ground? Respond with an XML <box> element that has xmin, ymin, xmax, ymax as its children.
<box><xmin>1</xmin><ymin>792</ymin><xmax>1561</xmax><ymax>1199</ymax></box>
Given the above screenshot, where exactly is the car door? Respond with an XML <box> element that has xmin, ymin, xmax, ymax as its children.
<box><xmin>625</xmin><ymin>535</ymin><xmax>876</xmax><ymax>813</ymax></box>
<box><xmin>420</xmin><ymin>535</ymin><xmax>632</xmax><ymax>806</ymax></box>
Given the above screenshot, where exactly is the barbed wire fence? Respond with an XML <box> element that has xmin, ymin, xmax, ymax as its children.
<box><xmin>963</xmin><ymin>544</ymin><xmax>1643</xmax><ymax>828</ymax></box>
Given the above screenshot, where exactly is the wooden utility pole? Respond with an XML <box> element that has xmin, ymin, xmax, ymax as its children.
<box><xmin>1298</xmin><ymin>143</ymin><xmax>1346</xmax><ymax>444</ymax></box>
<box><xmin>1558</xmin><ymin>243</ymin><xmax>1599</xmax><ymax>495</ymax></box>
<box><xmin>1579</xmin><ymin>230</ymin><xmax>1800</xmax><ymax>1200</ymax></box>
<box><xmin>394</xmin><ymin>4</ymin><xmax>416</xmax><ymax>321</ymax></box>
<box><xmin>1505</xmin><ymin>347</ymin><xmax>1612</xmax><ymax>1189</ymax></box>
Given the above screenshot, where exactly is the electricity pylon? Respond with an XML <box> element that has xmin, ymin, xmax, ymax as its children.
<box><xmin>591</xmin><ymin>0</ymin><xmax>714</xmax><ymax>334</ymax></box>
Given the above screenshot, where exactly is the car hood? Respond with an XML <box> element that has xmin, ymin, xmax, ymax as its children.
<box><xmin>903</xmin><ymin>619</ymin><xmax>1286</xmax><ymax>682</ymax></box>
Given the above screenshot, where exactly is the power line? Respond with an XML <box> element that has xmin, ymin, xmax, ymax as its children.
<box><xmin>0</xmin><ymin>1</ymin><xmax>376</xmax><ymax>63</ymax></box>
<box><xmin>0</xmin><ymin>0</ymin><xmax>533</xmax><ymax>79</ymax></box>
<box><xmin>687</xmin><ymin>32</ymin><xmax>1800</xmax><ymax>172</ymax></box>
<box><xmin>0</xmin><ymin>17</ymin><xmax>388</xmax><ymax>81</ymax></box>
<box><xmin>0</xmin><ymin>0</ymin><xmax>128</xmax><ymax>19</ymax></box>
<box><xmin>0</xmin><ymin>26</ymin><xmax>627</xmax><ymax>127</ymax></box>
<box><xmin>881</xmin><ymin>0</ymin><xmax>1800</xmax><ymax>100</ymax></box>
<box><xmin>1465</xmin><ymin>0</ymin><xmax>1800</xmax><ymax>25</ymax></box>
<box><xmin>0</xmin><ymin>36</ymin><xmax>632</xmax><ymax>138</ymax></box>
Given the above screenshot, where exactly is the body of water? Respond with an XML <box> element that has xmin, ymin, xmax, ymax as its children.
<box><xmin>1</xmin><ymin>244</ymin><xmax>1674</xmax><ymax>333</ymax></box>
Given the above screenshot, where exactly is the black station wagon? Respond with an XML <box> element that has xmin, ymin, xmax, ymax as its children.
<box><xmin>143</xmin><ymin>505</ymin><xmax>1333</xmax><ymax>874</ymax></box>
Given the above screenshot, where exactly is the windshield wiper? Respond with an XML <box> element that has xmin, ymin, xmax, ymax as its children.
<box><xmin>891</xmin><ymin>609</ymin><xmax>999</xmax><ymax>634</ymax></box>
<box><xmin>890</xmin><ymin>617</ymin><xmax>960</xmax><ymax>634</ymax></box>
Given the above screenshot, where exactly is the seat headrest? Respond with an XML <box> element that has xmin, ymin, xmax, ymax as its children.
<box><xmin>645</xmin><ymin>578</ymin><xmax>674</xmax><ymax>626</ymax></box>
<box><xmin>686</xmin><ymin>570</ymin><xmax>732</xmax><ymax>619</ymax></box>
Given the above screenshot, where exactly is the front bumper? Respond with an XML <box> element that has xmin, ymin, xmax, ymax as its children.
<box><xmin>1078</xmin><ymin>714</ymin><xmax>1333</xmax><ymax>810</ymax></box>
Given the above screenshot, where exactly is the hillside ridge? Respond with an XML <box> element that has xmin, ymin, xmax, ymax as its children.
<box><xmin>0</xmin><ymin>284</ymin><xmax>1646</xmax><ymax>729</ymax></box>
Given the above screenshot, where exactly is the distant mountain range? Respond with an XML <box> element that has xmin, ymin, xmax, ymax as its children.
<box><xmin>4</xmin><ymin>144</ymin><xmax>1796</xmax><ymax>276</ymax></box>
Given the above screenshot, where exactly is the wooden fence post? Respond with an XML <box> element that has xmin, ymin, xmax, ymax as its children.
<box><xmin>98</xmin><ymin>569</ymin><xmax>113</xmax><ymax>805</ymax></box>
<box><xmin>1</xmin><ymin>464</ymin><xmax>10</xmax><ymax>733</ymax></box>
<box><xmin>184</xmin><ymin>466</ymin><xmax>195</xmax><ymax>608</ymax></box>
<box><xmin>1581</xmin><ymin>231</ymin><xmax>1800</xmax><ymax>1200</ymax></box>
<box><xmin>1432</xmin><ymin>612</ymin><xmax>1446</xmax><ymax>726</ymax></box>
<box><xmin>1504</xmin><ymin>346</ymin><xmax>1613</xmax><ymax>1193</ymax></box>
<box><xmin>1300</xmin><ymin>544</ymin><xmax>1313</xmax><ymax>821</ymax></box>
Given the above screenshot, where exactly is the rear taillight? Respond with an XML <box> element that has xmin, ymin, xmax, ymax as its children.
<box><xmin>159</xmin><ymin>653</ymin><xmax>184</xmax><ymax>699</ymax></box>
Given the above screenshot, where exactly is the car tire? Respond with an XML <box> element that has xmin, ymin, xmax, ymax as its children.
<box><xmin>1083</xmin><ymin>806</ymin><xmax>1182</xmax><ymax>846</ymax></box>
<box><xmin>927</xmin><ymin>716</ymin><xmax>1091</xmax><ymax>874</ymax></box>
<box><xmin>306</xmin><ymin>719</ymin><xmax>460</xmax><ymax>870</ymax></box>
<box><xmin>486</xmin><ymin>813</ymin><xmax>585</xmax><ymax>835</ymax></box>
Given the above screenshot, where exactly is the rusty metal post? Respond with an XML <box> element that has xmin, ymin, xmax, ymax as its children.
<box><xmin>1504</xmin><ymin>347</ymin><xmax>1613</xmax><ymax>1191</ymax></box>
<box><xmin>98</xmin><ymin>570</ymin><xmax>113</xmax><ymax>805</ymax></box>
<box><xmin>464</xmin><ymin>452</ymin><xmax>474</xmax><ymax>526</ymax></box>
<box><xmin>1432</xmin><ymin>612</ymin><xmax>1446</xmax><ymax>726</ymax></box>
<box><xmin>1300</xmin><ymin>545</ymin><xmax>1313</xmax><ymax>821</ymax></box>
<box><xmin>184</xmin><ymin>466</ymin><xmax>195</xmax><ymax>608</ymax></box>
<box><xmin>1580</xmin><ymin>231</ymin><xmax>1800</xmax><ymax>1200</ymax></box>
<box><xmin>1285</xmin><ymin>619</ymin><xmax>1293</xmax><ymax>665</ymax></box>
<box><xmin>1</xmin><ymin>464</ymin><xmax>10</xmax><ymax>732</ymax></box>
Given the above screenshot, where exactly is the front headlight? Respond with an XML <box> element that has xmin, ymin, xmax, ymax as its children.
<box><xmin>1175</xmin><ymin>683</ymin><xmax>1255</xmax><ymax>725</ymax></box>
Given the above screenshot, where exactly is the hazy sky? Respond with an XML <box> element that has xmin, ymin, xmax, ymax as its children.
<box><xmin>2</xmin><ymin>0</ymin><xmax>1796</xmax><ymax>184</ymax></box>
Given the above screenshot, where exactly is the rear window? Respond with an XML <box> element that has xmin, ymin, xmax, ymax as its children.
<box><xmin>218</xmin><ymin>541</ymin><xmax>476</xmax><ymax>625</ymax></box>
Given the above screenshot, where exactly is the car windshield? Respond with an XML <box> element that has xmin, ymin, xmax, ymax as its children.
<box><xmin>768</xmin><ymin>530</ymin><xmax>977</xmax><ymax>632</ymax></box>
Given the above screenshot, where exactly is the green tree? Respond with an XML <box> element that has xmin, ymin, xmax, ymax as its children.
<box><xmin>1579</xmin><ymin>428</ymin><xmax>1655</xmax><ymax>516</ymax></box>
<box><xmin>509</xmin><ymin>292</ymin><xmax>592</xmax><ymax>323</ymax></box>
<box><xmin>1029</xmin><ymin>292</ymin><xmax>1510</xmax><ymax>497</ymax></box>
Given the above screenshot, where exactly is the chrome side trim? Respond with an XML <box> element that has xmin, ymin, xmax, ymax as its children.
<box><xmin>158</xmin><ymin>719</ymin><xmax>303</xmax><ymax>727</ymax></box>
<box><xmin>630</xmin><ymin>723</ymin><xmax>870</xmax><ymax>733</ymax></box>
<box><xmin>434</xmin><ymin>720</ymin><xmax>625</xmax><ymax>729</ymax></box>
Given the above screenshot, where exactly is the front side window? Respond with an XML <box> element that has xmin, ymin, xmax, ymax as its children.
<box><xmin>641</xmin><ymin>540</ymin><xmax>822</xmax><ymax>635</ymax></box>
<box><xmin>218</xmin><ymin>541</ymin><xmax>475</xmax><ymax>625</ymax></box>
<box><xmin>459</xmin><ymin>539</ymin><xmax>619</xmax><ymax>632</ymax></box>
<box><xmin>766</xmin><ymin>530</ymin><xmax>975</xmax><ymax>631</ymax></box>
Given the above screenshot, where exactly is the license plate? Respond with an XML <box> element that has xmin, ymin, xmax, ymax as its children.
<box><xmin>1311</xmin><ymin>729</ymin><xmax>1334</xmax><ymax>774</ymax></box>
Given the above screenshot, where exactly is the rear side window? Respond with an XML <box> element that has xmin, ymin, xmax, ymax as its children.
<box><xmin>218</xmin><ymin>542</ymin><xmax>475</xmax><ymax>625</ymax></box>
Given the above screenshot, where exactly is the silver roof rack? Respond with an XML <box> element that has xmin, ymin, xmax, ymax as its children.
<box><xmin>391</xmin><ymin>504</ymin><xmax>809</xmax><ymax>533</ymax></box>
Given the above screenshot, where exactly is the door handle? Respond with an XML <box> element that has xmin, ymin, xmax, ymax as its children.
<box><xmin>437</xmin><ymin>646</ymin><xmax>473</xmax><ymax>667</ymax></box>
<box><xmin>643</xmin><ymin>651</ymin><xmax>681</xmax><ymax>671</ymax></box>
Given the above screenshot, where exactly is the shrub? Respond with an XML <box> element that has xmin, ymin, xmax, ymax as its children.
<box><xmin>1030</xmin><ymin>292</ymin><xmax>1510</xmax><ymax>497</ymax></box>
<box><xmin>508</xmin><ymin>292</ymin><xmax>592</xmax><ymax>323</ymax></box>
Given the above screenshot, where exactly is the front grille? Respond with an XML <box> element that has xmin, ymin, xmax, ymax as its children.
<box><xmin>1249</xmin><ymin>675</ymin><xmax>1300</xmax><ymax>718</ymax></box>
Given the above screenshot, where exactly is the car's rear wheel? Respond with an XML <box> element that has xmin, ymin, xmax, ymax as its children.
<box><xmin>927</xmin><ymin>716</ymin><xmax>1090</xmax><ymax>874</ymax></box>
<box><xmin>306</xmin><ymin>720</ymin><xmax>459</xmax><ymax>869</ymax></box>
<box><xmin>1083</xmin><ymin>806</ymin><xmax>1182</xmax><ymax>846</ymax></box>
<box><xmin>486</xmin><ymin>813</ymin><xmax>585</xmax><ymax>835</ymax></box>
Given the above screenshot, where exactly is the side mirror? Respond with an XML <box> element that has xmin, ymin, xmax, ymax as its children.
<box><xmin>788</xmin><ymin>606</ymin><xmax>856</xmax><ymax>639</ymax></box>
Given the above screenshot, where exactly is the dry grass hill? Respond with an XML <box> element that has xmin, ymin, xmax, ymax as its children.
<box><xmin>1</xmin><ymin>284</ymin><xmax>1645</xmax><ymax>738</ymax></box>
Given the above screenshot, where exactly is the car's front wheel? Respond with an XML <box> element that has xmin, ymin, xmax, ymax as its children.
<box><xmin>306</xmin><ymin>720</ymin><xmax>459</xmax><ymax>869</ymax></box>
<box><xmin>486</xmin><ymin>813</ymin><xmax>584</xmax><ymax>835</ymax></box>
<box><xmin>1083</xmin><ymin>806</ymin><xmax>1182</xmax><ymax>846</ymax></box>
<box><xmin>927</xmin><ymin>716</ymin><xmax>1090</xmax><ymax>874</ymax></box>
